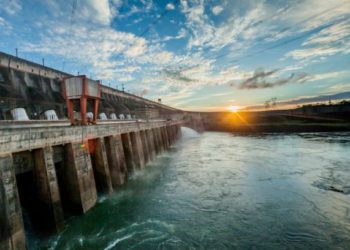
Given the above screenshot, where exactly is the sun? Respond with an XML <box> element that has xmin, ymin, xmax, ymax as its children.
<box><xmin>228</xmin><ymin>105</ymin><xmax>240</xmax><ymax>112</ymax></box>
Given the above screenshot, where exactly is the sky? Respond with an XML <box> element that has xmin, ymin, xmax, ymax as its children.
<box><xmin>0</xmin><ymin>0</ymin><xmax>349</xmax><ymax>111</ymax></box>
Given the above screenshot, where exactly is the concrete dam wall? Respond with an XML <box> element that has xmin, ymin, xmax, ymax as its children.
<box><xmin>0</xmin><ymin>52</ymin><xmax>181</xmax><ymax>120</ymax></box>
<box><xmin>0</xmin><ymin>120</ymin><xmax>182</xmax><ymax>250</ymax></box>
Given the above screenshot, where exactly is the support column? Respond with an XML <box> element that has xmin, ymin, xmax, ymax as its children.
<box><xmin>173</xmin><ymin>126</ymin><xmax>177</xmax><ymax>142</ymax></box>
<box><xmin>121</xmin><ymin>133</ymin><xmax>136</xmax><ymax>174</ymax></box>
<box><xmin>166</xmin><ymin>126</ymin><xmax>172</xmax><ymax>145</ymax></box>
<box><xmin>146</xmin><ymin>130</ymin><xmax>156</xmax><ymax>161</ymax></box>
<box><xmin>89</xmin><ymin>138</ymin><xmax>113</xmax><ymax>194</ymax></box>
<box><xmin>161</xmin><ymin>127</ymin><xmax>170</xmax><ymax>149</ymax></box>
<box><xmin>167</xmin><ymin>125</ymin><xmax>174</xmax><ymax>145</ymax></box>
<box><xmin>0</xmin><ymin>154</ymin><xmax>26</xmax><ymax>250</ymax></box>
<box><xmin>176</xmin><ymin>125</ymin><xmax>182</xmax><ymax>140</ymax></box>
<box><xmin>104</xmin><ymin>135</ymin><xmax>127</xmax><ymax>187</ymax></box>
<box><xmin>32</xmin><ymin>147</ymin><xmax>64</xmax><ymax>232</ymax></box>
<box><xmin>178</xmin><ymin>125</ymin><xmax>182</xmax><ymax>139</ymax></box>
<box><xmin>152</xmin><ymin>128</ymin><xmax>160</xmax><ymax>154</ymax></box>
<box><xmin>64</xmin><ymin>142</ymin><xmax>97</xmax><ymax>213</ymax></box>
<box><xmin>171</xmin><ymin>125</ymin><xmax>175</xmax><ymax>145</ymax></box>
<box><xmin>140</xmin><ymin>130</ymin><xmax>150</xmax><ymax>164</ymax></box>
<box><xmin>130</xmin><ymin>132</ymin><xmax>145</xmax><ymax>170</ymax></box>
<box><xmin>156</xmin><ymin>128</ymin><xmax>164</xmax><ymax>152</ymax></box>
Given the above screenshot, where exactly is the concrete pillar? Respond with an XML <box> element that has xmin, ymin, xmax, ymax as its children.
<box><xmin>121</xmin><ymin>133</ymin><xmax>136</xmax><ymax>174</ymax></box>
<box><xmin>175</xmin><ymin>125</ymin><xmax>182</xmax><ymax>140</ymax></box>
<box><xmin>0</xmin><ymin>154</ymin><xmax>26</xmax><ymax>250</ymax></box>
<box><xmin>153</xmin><ymin>128</ymin><xmax>160</xmax><ymax>153</ymax></box>
<box><xmin>64</xmin><ymin>142</ymin><xmax>97</xmax><ymax>213</ymax></box>
<box><xmin>170</xmin><ymin>125</ymin><xmax>175</xmax><ymax>145</ymax></box>
<box><xmin>173</xmin><ymin>126</ymin><xmax>177</xmax><ymax>141</ymax></box>
<box><xmin>152</xmin><ymin>129</ymin><xmax>159</xmax><ymax>157</ymax></box>
<box><xmin>161</xmin><ymin>127</ymin><xmax>170</xmax><ymax>149</ymax></box>
<box><xmin>32</xmin><ymin>147</ymin><xmax>64</xmax><ymax>232</ymax></box>
<box><xmin>89</xmin><ymin>138</ymin><xmax>113</xmax><ymax>194</ymax></box>
<box><xmin>145</xmin><ymin>130</ymin><xmax>156</xmax><ymax>161</ymax></box>
<box><xmin>177</xmin><ymin>125</ymin><xmax>182</xmax><ymax>139</ymax></box>
<box><xmin>140</xmin><ymin>130</ymin><xmax>150</xmax><ymax>164</ymax></box>
<box><xmin>166</xmin><ymin>126</ymin><xmax>171</xmax><ymax>147</ymax></box>
<box><xmin>152</xmin><ymin>128</ymin><xmax>162</xmax><ymax>154</ymax></box>
<box><xmin>130</xmin><ymin>132</ymin><xmax>145</xmax><ymax>170</ymax></box>
<box><xmin>173</xmin><ymin>125</ymin><xmax>178</xmax><ymax>141</ymax></box>
<box><xmin>157</xmin><ymin>128</ymin><xmax>165</xmax><ymax>152</ymax></box>
<box><xmin>175</xmin><ymin>125</ymin><xmax>180</xmax><ymax>140</ymax></box>
<box><xmin>104</xmin><ymin>135</ymin><xmax>127</xmax><ymax>187</ymax></box>
<box><xmin>167</xmin><ymin>125</ymin><xmax>174</xmax><ymax>145</ymax></box>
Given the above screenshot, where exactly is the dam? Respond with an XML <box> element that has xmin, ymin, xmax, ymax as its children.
<box><xmin>0</xmin><ymin>52</ymin><xmax>183</xmax><ymax>250</ymax></box>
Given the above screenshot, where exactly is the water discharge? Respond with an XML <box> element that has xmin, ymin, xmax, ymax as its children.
<box><xmin>29</xmin><ymin>129</ymin><xmax>350</xmax><ymax>249</ymax></box>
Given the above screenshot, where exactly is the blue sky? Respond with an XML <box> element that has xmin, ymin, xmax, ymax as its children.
<box><xmin>0</xmin><ymin>0</ymin><xmax>349</xmax><ymax>111</ymax></box>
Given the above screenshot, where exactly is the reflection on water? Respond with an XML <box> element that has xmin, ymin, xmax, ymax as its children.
<box><xmin>30</xmin><ymin>129</ymin><xmax>350</xmax><ymax>249</ymax></box>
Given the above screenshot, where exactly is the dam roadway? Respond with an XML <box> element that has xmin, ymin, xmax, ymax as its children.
<box><xmin>0</xmin><ymin>119</ymin><xmax>182</xmax><ymax>250</ymax></box>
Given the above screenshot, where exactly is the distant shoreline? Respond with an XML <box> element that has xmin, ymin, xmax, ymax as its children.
<box><xmin>187</xmin><ymin>104</ymin><xmax>350</xmax><ymax>133</ymax></box>
<box><xmin>204</xmin><ymin>123</ymin><xmax>350</xmax><ymax>133</ymax></box>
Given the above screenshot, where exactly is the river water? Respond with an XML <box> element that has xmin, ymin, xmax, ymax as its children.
<box><xmin>30</xmin><ymin>128</ymin><xmax>350</xmax><ymax>249</ymax></box>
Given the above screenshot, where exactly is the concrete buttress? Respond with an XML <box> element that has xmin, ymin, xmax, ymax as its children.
<box><xmin>121</xmin><ymin>133</ymin><xmax>136</xmax><ymax>174</ymax></box>
<box><xmin>146</xmin><ymin>130</ymin><xmax>156</xmax><ymax>161</ymax></box>
<box><xmin>64</xmin><ymin>142</ymin><xmax>97</xmax><ymax>213</ymax></box>
<box><xmin>104</xmin><ymin>135</ymin><xmax>127</xmax><ymax>187</ymax></box>
<box><xmin>152</xmin><ymin>128</ymin><xmax>161</xmax><ymax>154</ymax></box>
<box><xmin>0</xmin><ymin>154</ymin><xmax>26</xmax><ymax>250</ymax></box>
<box><xmin>140</xmin><ymin>130</ymin><xmax>150</xmax><ymax>164</ymax></box>
<box><xmin>89</xmin><ymin>138</ymin><xmax>113</xmax><ymax>194</ymax></box>
<box><xmin>130</xmin><ymin>132</ymin><xmax>145</xmax><ymax>170</ymax></box>
<box><xmin>156</xmin><ymin>128</ymin><xmax>164</xmax><ymax>152</ymax></box>
<box><xmin>32</xmin><ymin>147</ymin><xmax>64</xmax><ymax>232</ymax></box>
<box><xmin>167</xmin><ymin>126</ymin><xmax>174</xmax><ymax>145</ymax></box>
<box><xmin>161</xmin><ymin>127</ymin><xmax>170</xmax><ymax>149</ymax></box>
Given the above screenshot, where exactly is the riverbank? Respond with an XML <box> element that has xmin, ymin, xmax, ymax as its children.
<box><xmin>205</xmin><ymin>122</ymin><xmax>350</xmax><ymax>133</ymax></box>
<box><xmin>199</xmin><ymin>110</ymin><xmax>350</xmax><ymax>133</ymax></box>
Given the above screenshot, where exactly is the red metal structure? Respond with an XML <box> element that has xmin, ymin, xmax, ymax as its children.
<box><xmin>62</xmin><ymin>75</ymin><xmax>101</xmax><ymax>125</ymax></box>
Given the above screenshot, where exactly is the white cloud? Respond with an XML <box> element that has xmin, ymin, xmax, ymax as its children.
<box><xmin>282</xmin><ymin>0</ymin><xmax>350</xmax><ymax>31</ymax></box>
<box><xmin>163</xmin><ymin>28</ymin><xmax>187</xmax><ymax>41</ymax></box>
<box><xmin>124</xmin><ymin>39</ymin><xmax>147</xmax><ymax>58</ymax></box>
<box><xmin>153</xmin><ymin>51</ymin><xmax>174</xmax><ymax>64</ymax></box>
<box><xmin>212</xmin><ymin>5</ymin><xmax>223</xmax><ymax>15</ymax></box>
<box><xmin>176</xmin><ymin>0</ymin><xmax>350</xmax><ymax>76</ymax></box>
<box><xmin>286</xmin><ymin>19</ymin><xmax>350</xmax><ymax>63</ymax></box>
<box><xmin>303</xmin><ymin>21</ymin><xmax>350</xmax><ymax>46</ymax></box>
<box><xmin>161</xmin><ymin>59</ymin><xmax>252</xmax><ymax>92</ymax></box>
<box><xmin>21</xmin><ymin>9</ymin><xmax>175</xmax><ymax>83</ymax></box>
<box><xmin>307</xmin><ymin>71</ymin><xmax>350</xmax><ymax>82</ymax></box>
<box><xmin>42</xmin><ymin>0</ymin><xmax>116</xmax><ymax>25</ymax></box>
<box><xmin>118</xmin><ymin>75</ymin><xmax>134</xmax><ymax>82</ymax></box>
<box><xmin>0</xmin><ymin>0</ymin><xmax>21</xmax><ymax>15</ymax></box>
<box><xmin>118</xmin><ymin>1</ymin><xmax>153</xmax><ymax>19</ymax></box>
<box><xmin>0</xmin><ymin>16</ymin><xmax>12</xmax><ymax>32</ymax></box>
<box><xmin>287</xmin><ymin>46</ymin><xmax>346</xmax><ymax>61</ymax></box>
<box><xmin>80</xmin><ymin>0</ymin><xmax>113</xmax><ymax>25</ymax></box>
<box><xmin>325</xmin><ymin>83</ymin><xmax>350</xmax><ymax>93</ymax></box>
<box><xmin>181</xmin><ymin>0</ymin><xmax>269</xmax><ymax>53</ymax></box>
<box><xmin>166</xmin><ymin>3</ymin><xmax>175</xmax><ymax>10</ymax></box>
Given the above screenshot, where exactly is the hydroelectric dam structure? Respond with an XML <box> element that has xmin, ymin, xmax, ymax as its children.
<box><xmin>0</xmin><ymin>52</ymin><xmax>184</xmax><ymax>250</ymax></box>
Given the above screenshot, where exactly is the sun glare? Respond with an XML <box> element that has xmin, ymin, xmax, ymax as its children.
<box><xmin>228</xmin><ymin>105</ymin><xmax>239</xmax><ymax>112</ymax></box>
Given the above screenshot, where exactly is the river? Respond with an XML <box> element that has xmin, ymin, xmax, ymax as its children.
<box><xmin>29</xmin><ymin>128</ymin><xmax>350</xmax><ymax>249</ymax></box>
